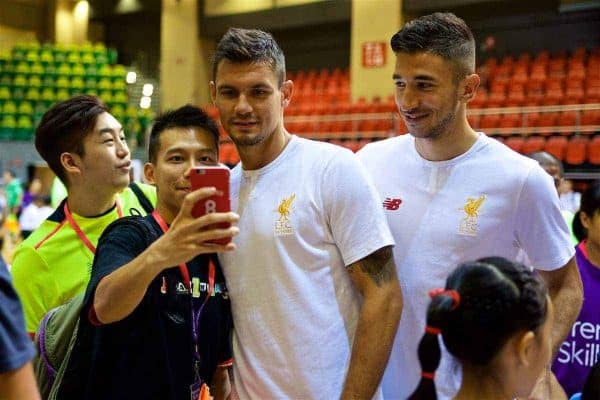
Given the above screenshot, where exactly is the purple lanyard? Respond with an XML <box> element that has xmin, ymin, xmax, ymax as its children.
<box><xmin>191</xmin><ymin>258</ymin><xmax>215</xmax><ymax>361</ymax></box>
<box><xmin>151</xmin><ymin>210</ymin><xmax>215</xmax><ymax>361</ymax></box>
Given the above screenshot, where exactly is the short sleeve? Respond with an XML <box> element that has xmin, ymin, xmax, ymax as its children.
<box><xmin>11</xmin><ymin>245</ymin><xmax>60</xmax><ymax>334</ymax></box>
<box><xmin>323</xmin><ymin>150</ymin><xmax>395</xmax><ymax>266</ymax></box>
<box><xmin>514</xmin><ymin>166</ymin><xmax>575</xmax><ymax>270</ymax></box>
<box><xmin>83</xmin><ymin>217</ymin><xmax>154</xmax><ymax>311</ymax></box>
<box><xmin>0</xmin><ymin>258</ymin><xmax>35</xmax><ymax>372</ymax></box>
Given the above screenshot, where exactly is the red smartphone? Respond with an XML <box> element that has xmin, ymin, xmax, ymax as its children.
<box><xmin>189</xmin><ymin>166</ymin><xmax>231</xmax><ymax>245</ymax></box>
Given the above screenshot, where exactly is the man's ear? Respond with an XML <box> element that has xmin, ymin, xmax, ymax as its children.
<box><xmin>516</xmin><ymin>330</ymin><xmax>536</xmax><ymax>367</ymax></box>
<box><xmin>209</xmin><ymin>81</ymin><xmax>217</xmax><ymax>105</ymax></box>
<box><xmin>581</xmin><ymin>211</ymin><xmax>591</xmax><ymax>230</ymax></box>
<box><xmin>281</xmin><ymin>80</ymin><xmax>294</xmax><ymax>108</ymax></box>
<box><xmin>462</xmin><ymin>73</ymin><xmax>480</xmax><ymax>103</ymax></box>
<box><xmin>60</xmin><ymin>152</ymin><xmax>82</xmax><ymax>177</ymax></box>
<box><xmin>144</xmin><ymin>162</ymin><xmax>156</xmax><ymax>185</ymax></box>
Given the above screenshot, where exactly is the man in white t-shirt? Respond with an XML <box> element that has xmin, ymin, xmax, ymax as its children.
<box><xmin>357</xmin><ymin>12</ymin><xmax>582</xmax><ymax>400</ymax></box>
<box><xmin>210</xmin><ymin>28</ymin><xmax>402</xmax><ymax>400</ymax></box>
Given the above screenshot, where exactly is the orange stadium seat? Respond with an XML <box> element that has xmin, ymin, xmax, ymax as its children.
<box><xmin>588</xmin><ymin>137</ymin><xmax>600</xmax><ymax>165</ymax></box>
<box><xmin>522</xmin><ymin>136</ymin><xmax>545</xmax><ymax>154</ymax></box>
<box><xmin>565</xmin><ymin>137</ymin><xmax>588</xmax><ymax>165</ymax></box>
<box><xmin>505</xmin><ymin>136</ymin><xmax>524</xmax><ymax>153</ymax></box>
<box><xmin>544</xmin><ymin>136</ymin><xmax>568</xmax><ymax>160</ymax></box>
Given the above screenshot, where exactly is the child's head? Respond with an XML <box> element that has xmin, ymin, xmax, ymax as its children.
<box><xmin>409</xmin><ymin>257</ymin><xmax>552</xmax><ymax>399</ymax></box>
<box><xmin>576</xmin><ymin>181</ymin><xmax>600</xmax><ymax>244</ymax></box>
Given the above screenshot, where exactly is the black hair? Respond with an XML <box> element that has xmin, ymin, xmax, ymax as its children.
<box><xmin>148</xmin><ymin>105</ymin><xmax>220</xmax><ymax>164</ymax></box>
<box><xmin>35</xmin><ymin>95</ymin><xmax>108</xmax><ymax>185</ymax></box>
<box><xmin>582</xmin><ymin>360</ymin><xmax>600</xmax><ymax>399</ymax></box>
<box><xmin>213</xmin><ymin>28</ymin><xmax>286</xmax><ymax>86</ymax></box>
<box><xmin>390</xmin><ymin>12</ymin><xmax>475</xmax><ymax>80</ymax></box>
<box><xmin>575</xmin><ymin>181</ymin><xmax>600</xmax><ymax>242</ymax></box>
<box><xmin>409</xmin><ymin>257</ymin><xmax>548</xmax><ymax>400</ymax></box>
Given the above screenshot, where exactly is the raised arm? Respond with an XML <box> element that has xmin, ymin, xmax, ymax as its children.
<box><xmin>93</xmin><ymin>188</ymin><xmax>239</xmax><ymax>324</ymax></box>
<box><xmin>340</xmin><ymin>246</ymin><xmax>402</xmax><ymax>400</ymax></box>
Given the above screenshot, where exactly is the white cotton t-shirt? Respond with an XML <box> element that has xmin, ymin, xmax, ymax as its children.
<box><xmin>357</xmin><ymin>133</ymin><xmax>574</xmax><ymax>400</ymax></box>
<box><xmin>219</xmin><ymin>135</ymin><xmax>394</xmax><ymax>400</ymax></box>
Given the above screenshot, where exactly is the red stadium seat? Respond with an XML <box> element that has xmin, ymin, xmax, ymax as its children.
<box><xmin>505</xmin><ymin>136</ymin><xmax>525</xmax><ymax>153</ymax></box>
<box><xmin>588</xmin><ymin>137</ymin><xmax>600</xmax><ymax>165</ymax></box>
<box><xmin>565</xmin><ymin>137</ymin><xmax>589</xmax><ymax>165</ymax></box>
<box><xmin>522</xmin><ymin>136</ymin><xmax>545</xmax><ymax>154</ymax></box>
<box><xmin>479</xmin><ymin>114</ymin><xmax>501</xmax><ymax>129</ymax></box>
<box><xmin>544</xmin><ymin>136</ymin><xmax>568</xmax><ymax>160</ymax></box>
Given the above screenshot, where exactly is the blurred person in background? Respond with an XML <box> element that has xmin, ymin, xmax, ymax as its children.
<box><xmin>552</xmin><ymin>182</ymin><xmax>600</xmax><ymax>397</ymax></box>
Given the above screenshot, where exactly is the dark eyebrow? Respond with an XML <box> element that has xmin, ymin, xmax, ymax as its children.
<box><xmin>392</xmin><ymin>74</ymin><xmax>437</xmax><ymax>82</ymax></box>
<box><xmin>98</xmin><ymin>126</ymin><xmax>123</xmax><ymax>134</ymax></box>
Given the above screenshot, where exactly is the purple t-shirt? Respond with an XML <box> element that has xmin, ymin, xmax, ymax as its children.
<box><xmin>551</xmin><ymin>242</ymin><xmax>600</xmax><ymax>396</ymax></box>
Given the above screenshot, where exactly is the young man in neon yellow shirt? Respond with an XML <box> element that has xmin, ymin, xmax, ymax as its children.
<box><xmin>11</xmin><ymin>95</ymin><xmax>156</xmax><ymax>336</ymax></box>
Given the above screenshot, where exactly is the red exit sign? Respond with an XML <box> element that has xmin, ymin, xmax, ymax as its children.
<box><xmin>362</xmin><ymin>42</ymin><xmax>386</xmax><ymax>68</ymax></box>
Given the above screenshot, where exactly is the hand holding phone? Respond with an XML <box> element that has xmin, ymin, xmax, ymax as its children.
<box><xmin>190</xmin><ymin>166</ymin><xmax>232</xmax><ymax>245</ymax></box>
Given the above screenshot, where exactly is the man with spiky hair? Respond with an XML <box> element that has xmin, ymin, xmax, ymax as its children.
<box><xmin>358</xmin><ymin>12</ymin><xmax>581</xmax><ymax>399</ymax></box>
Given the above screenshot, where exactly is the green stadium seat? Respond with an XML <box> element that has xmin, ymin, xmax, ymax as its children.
<box><xmin>84</xmin><ymin>76</ymin><xmax>97</xmax><ymax>90</ymax></box>
<box><xmin>11</xmin><ymin>48</ymin><xmax>26</xmax><ymax>62</ymax></box>
<box><xmin>67</xmin><ymin>52</ymin><xmax>81</xmax><ymax>65</ymax></box>
<box><xmin>15</xmin><ymin>115</ymin><xmax>33</xmax><ymax>140</ymax></box>
<box><xmin>81</xmin><ymin>52</ymin><xmax>95</xmax><ymax>65</ymax></box>
<box><xmin>11</xmin><ymin>87</ymin><xmax>25</xmax><ymax>101</ymax></box>
<box><xmin>30</xmin><ymin>63</ymin><xmax>44</xmax><ymax>76</ymax></box>
<box><xmin>0</xmin><ymin>115</ymin><xmax>17</xmax><ymax>140</ymax></box>
<box><xmin>99</xmin><ymin>90</ymin><xmax>113</xmax><ymax>104</ymax></box>
<box><xmin>28</xmin><ymin>75</ymin><xmax>42</xmax><ymax>88</ymax></box>
<box><xmin>41</xmin><ymin>87</ymin><xmax>56</xmax><ymax>102</ymax></box>
<box><xmin>0</xmin><ymin>75</ymin><xmax>12</xmax><ymax>87</ymax></box>
<box><xmin>85</xmin><ymin>64</ymin><xmax>98</xmax><ymax>78</ymax></box>
<box><xmin>41</xmin><ymin>75</ymin><xmax>55</xmax><ymax>88</ymax></box>
<box><xmin>53</xmin><ymin>51</ymin><xmax>66</xmax><ymax>64</ymax></box>
<box><xmin>12</xmin><ymin>75</ymin><xmax>27</xmax><ymax>88</ymax></box>
<box><xmin>57</xmin><ymin>63</ymin><xmax>72</xmax><ymax>76</ymax></box>
<box><xmin>44</xmin><ymin>63</ymin><xmax>57</xmax><ymax>77</ymax></box>
<box><xmin>15</xmin><ymin>62</ymin><xmax>30</xmax><ymax>75</ymax></box>
<box><xmin>26</xmin><ymin>51</ymin><xmax>40</xmax><ymax>64</ymax></box>
<box><xmin>96</xmin><ymin>53</ymin><xmax>109</xmax><ymax>66</ymax></box>
<box><xmin>56</xmin><ymin>88</ymin><xmax>70</xmax><ymax>101</ymax></box>
<box><xmin>112</xmin><ymin>90</ymin><xmax>128</xmax><ymax>106</ymax></box>
<box><xmin>112</xmin><ymin>64</ymin><xmax>126</xmax><ymax>78</ymax></box>
<box><xmin>17</xmin><ymin>101</ymin><xmax>33</xmax><ymax>116</ymax></box>
<box><xmin>40</xmin><ymin>49</ymin><xmax>54</xmax><ymax>65</ymax></box>
<box><xmin>98</xmin><ymin>77</ymin><xmax>113</xmax><ymax>90</ymax></box>
<box><xmin>111</xmin><ymin>104</ymin><xmax>125</xmax><ymax>119</ymax></box>
<box><xmin>0</xmin><ymin>87</ymin><xmax>10</xmax><ymax>101</ymax></box>
<box><xmin>71</xmin><ymin>77</ymin><xmax>85</xmax><ymax>91</ymax></box>
<box><xmin>98</xmin><ymin>65</ymin><xmax>111</xmax><ymax>78</ymax></box>
<box><xmin>25</xmin><ymin>88</ymin><xmax>41</xmax><ymax>101</ymax></box>
<box><xmin>112</xmin><ymin>79</ymin><xmax>126</xmax><ymax>91</ymax></box>
<box><xmin>72</xmin><ymin>64</ymin><xmax>85</xmax><ymax>77</ymax></box>
<box><xmin>2</xmin><ymin>101</ymin><xmax>17</xmax><ymax>115</ymax></box>
<box><xmin>56</xmin><ymin>76</ymin><xmax>69</xmax><ymax>89</ymax></box>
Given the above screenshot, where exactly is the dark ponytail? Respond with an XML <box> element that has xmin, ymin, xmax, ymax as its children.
<box><xmin>408</xmin><ymin>290</ymin><xmax>460</xmax><ymax>400</ymax></box>
<box><xmin>408</xmin><ymin>257</ymin><xmax>548</xmax><ymax>400</ymax></box>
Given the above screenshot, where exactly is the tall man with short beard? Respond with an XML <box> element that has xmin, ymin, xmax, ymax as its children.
<box><xmin>211</xmin><ymin>28</ymin><xmax>402</xmax><ymax>399</ymax></box>
<box><xmin>358</xmin><ymin>12</ymin><xmax>582</xmax><ymax>400</ymax></box>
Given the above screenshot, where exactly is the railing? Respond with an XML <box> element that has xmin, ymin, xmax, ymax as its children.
<box><xmin>282</xmin><ymin>103</ymin><xmax>600</xmax><ymax>140</ymax></box>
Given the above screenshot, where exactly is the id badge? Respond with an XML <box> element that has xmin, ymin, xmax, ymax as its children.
<box><xmin>190</xmin><ymin>381</ymin><xmax>212</xmax><ymax>400</ymax></box>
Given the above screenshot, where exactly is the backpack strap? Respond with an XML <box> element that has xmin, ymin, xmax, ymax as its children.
<box><xmin>129</xmin><ymin>182</ymin><xmax>154</xmax><ymax>214</ymax></box>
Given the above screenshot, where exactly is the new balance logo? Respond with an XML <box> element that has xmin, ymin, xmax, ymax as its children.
<box><xmin>383</xmin><ymin>198</ymin><xmax>402</xmax><ymax>211</ymax></box>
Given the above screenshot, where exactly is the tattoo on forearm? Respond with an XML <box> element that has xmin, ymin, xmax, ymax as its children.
<box><xmin>350</xmin><ymin>246</ymin><xmax>395</xmax><ymax>287</ymax></box>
